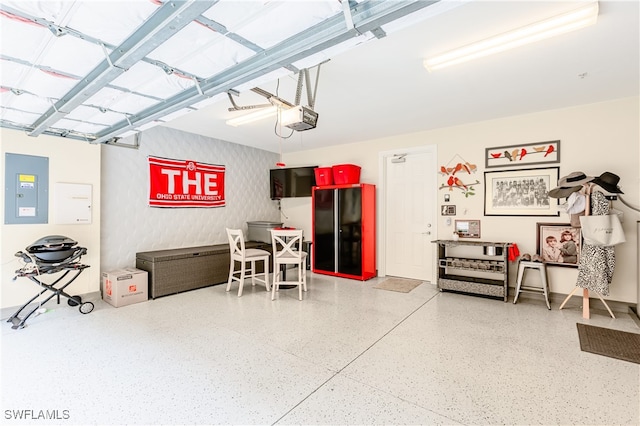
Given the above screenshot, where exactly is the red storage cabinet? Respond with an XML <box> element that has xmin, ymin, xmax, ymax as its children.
<box><xmin>312</xmin><ymin>183</ymin><xmax>376</xmax><ymax>280</ymax></box>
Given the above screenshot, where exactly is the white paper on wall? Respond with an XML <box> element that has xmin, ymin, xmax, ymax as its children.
<box><xmin>54</xmin><ymin>183</ymin><xmax>92</xmax><ymax>224</ymax></box>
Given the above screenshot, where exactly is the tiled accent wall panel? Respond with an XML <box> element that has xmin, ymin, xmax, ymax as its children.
<box><xmin>100</xmin><ymin>126</ymin><xmax>279</xmax><ymax>271</ymax></box>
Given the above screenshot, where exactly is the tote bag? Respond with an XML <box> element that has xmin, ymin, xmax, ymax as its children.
<box><xmin>579</xmin><ymin>214</ymin><xmax>626</xmax><ymax>246</ymax></box>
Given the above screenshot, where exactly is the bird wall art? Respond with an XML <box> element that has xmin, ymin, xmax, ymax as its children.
<box><xmin>485</xmin><ymin>140</ymin><xmax>560</xmax><ymax>168</ymax></box>
<box><xmin>438</xmin><ymin>154</ymin><xmax>480</xmax><ymax>197</ymax></box>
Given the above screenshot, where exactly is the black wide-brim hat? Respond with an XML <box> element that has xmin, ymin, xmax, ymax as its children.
<box><xmin>592</xmin><ymin>172</ymin><xmax>623</xmax><ymax>194</ymax></box>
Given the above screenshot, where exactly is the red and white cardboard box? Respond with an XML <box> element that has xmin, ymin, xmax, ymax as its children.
<box><xmin>102</xmin><ymin>268</ymin><xmax>148</xmax><ymax>308</ymax></box>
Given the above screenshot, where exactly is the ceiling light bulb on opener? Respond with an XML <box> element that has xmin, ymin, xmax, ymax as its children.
<box><xmin>423</xmin><ymin>1</ymin><xmax>599</xmax><ymax>71</ymax></box>
<box><xmin>226</xmin><ymin>106</ymin><xmax>278</xmax><ymax>126</ymax></box>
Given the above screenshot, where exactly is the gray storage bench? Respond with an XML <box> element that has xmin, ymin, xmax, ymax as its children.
<box><xmin>136</xmin><ymin>242</ymin><xmax>271</xmax><ymax>299</ymax></box>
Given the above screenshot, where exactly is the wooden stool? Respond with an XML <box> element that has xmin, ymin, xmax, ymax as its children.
<box><xmin>513</xmin><ymin>260</ymin><xmax>551</xmax><ymax>310</ymax></box>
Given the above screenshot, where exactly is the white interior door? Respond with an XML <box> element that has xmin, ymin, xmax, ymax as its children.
<box><xmin>383</xmin><ymin>148</ymin><xmax>437</xmax><ymax>281</ymax></box>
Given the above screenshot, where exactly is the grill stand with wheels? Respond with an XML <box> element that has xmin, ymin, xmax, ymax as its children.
<box><xmin>8</xmin><ymin>235</ymin><xmax>93</xmax><ymax>330</ymax></box>
<box><xmin>8</xmin><ymin>264</ymin><xmax>92</xmax><ymax>330</ymax></box>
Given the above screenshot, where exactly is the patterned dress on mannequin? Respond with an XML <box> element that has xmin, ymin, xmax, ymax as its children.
<box><xmin>576</xmin><ymin>191</ymin><xmax>615</xmax><ymax>295</ymax></box>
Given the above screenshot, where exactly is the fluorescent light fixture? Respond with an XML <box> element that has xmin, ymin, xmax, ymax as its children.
<box><xmin>423</xmin><ymin>2</ymin><xmax>599</xmax><ymax>71</ymax></box>
<box><xmin>226</xmin><ymin>106</ymin><xmax>278</xmax><ymax>126</ymax></box>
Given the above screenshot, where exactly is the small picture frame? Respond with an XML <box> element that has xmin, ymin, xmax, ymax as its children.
<box><xmin>441</xmin><ymin>205</ymin><xmax>456</xmax><ymax>216</ymax></box>
<box><xmin>455</xmin><ymin>219</ymin><xmax>481</xmax><ymax>238</ymax></box>
<box><xmin>536</xmin><ymin>222</ymin><xmax>582</xmax><ymax>267</ymax></box>
<box><xmin>444</xmin><ymin>194</ymin><xmax>450</xmax><ymax>202</ymax></box>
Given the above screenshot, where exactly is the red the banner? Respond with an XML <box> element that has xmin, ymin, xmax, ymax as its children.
<box><xmin>148</xmin><ymin>156</ymin><xmax>225</xmax><ymax>208</ymax></box>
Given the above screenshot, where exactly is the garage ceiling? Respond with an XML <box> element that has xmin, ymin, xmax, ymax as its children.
<box><xmin>1</xmin><ymin>1</ymin><xmax>638</xmax><ymax>154</ymax></box>
<box><xmin>0</xmin><ymin>0</ymin><xmax>445</xmax><ymax>144</ymax></box>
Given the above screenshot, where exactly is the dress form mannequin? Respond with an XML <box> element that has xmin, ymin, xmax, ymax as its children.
<box><xmin>559</xmin><ymin>285</ymin><xmax>615</xmax><ymax>318</ymax></box>
<box><xmin>558</xmin><ymin>183</ymin><xmax>615</xmax><ymax>319</ymax></box>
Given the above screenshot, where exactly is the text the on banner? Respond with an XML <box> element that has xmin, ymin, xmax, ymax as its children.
<box><xmin>148</xmin><ymin>156</ymin><xmax>225</xmax><ymax>208</ymax></box>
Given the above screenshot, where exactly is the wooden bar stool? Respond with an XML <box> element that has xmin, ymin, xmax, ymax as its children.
<box><xmin>513</xmin><ymin>260</ymin><xmax>551</xmax><ymax>310</ymax></box>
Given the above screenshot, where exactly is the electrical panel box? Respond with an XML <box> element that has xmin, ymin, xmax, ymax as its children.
<box><xmin>4</xmin><ymin>153</ymin><xmax>49</xmax><ymax>224</ymax></box>
<box><xmin>53</xmin><ymin>183</ymin><xmax>92</xmax><ymax>224</ymax></box>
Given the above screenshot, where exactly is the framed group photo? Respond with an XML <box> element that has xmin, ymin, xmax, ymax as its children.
<box><xmin>536</xmin><ymin>223</ymin><xmax>582</xmax><ymax>267</ymax></box>
<box><xmin>484</xmin><ymin>167</ymin><xmax>559</xmax><ymax>216</ymax></box>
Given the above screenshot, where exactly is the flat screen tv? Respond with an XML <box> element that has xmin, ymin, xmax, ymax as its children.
<box><xmin>270</xmin><ymin>166</ymin><xmax>317</xmax><ymax>200</ymax></box>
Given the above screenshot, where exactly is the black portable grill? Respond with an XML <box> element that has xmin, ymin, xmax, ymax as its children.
<box><xmin>8</xmin><ymin>235</ymin><xmax>93</xmax><ymax>329</ymax></box>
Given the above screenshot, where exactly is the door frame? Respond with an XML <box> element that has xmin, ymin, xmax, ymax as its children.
<box><xmin>377</xmin><ymin>144</ymin><xmax>438</xmax><ymax>282</ymax></box>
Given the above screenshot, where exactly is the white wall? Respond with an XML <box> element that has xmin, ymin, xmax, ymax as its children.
<box><xmin>1</xmin><ymin>126</ymin><xmax>280</xmax><ymax>309</ymax></box>
<box><xmin>283</xmin><ymin>97</ymin><xmax>640</xmax><ymax>305</ymax></box>
<box><xmin>100</xmin><ymin>126</ymin><xmax>280</xmax><ymax>272</ymax></box>
<box><xmin>3</xmin><ymin>98</ymin><xmax>637</xmax><ymax>309</ymax></box>
<box><xmin>1</xmin><ymin>130</ymin><xmax>101</xmax><ymax>308</ymax></box>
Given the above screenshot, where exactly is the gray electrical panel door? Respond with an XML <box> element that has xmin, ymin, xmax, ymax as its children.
<box><xmin>5</xmin><ymin>153</ymin><xmax>49</xmax><ymax>224</ymax></box>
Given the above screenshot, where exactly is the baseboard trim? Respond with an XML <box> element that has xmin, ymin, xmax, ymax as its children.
<box><xmin>629</xmin><ymin>307</ymin><xmax>640</xmax><ymax>328</ymax></box>
<box><xmin>1</xmin><ymin>291</ymin><xmax>101</xmax><ymax>322</ymax></box>
<box><xmin>509</xmin><ymin>287</ymin><xmax>633</xmax><ymax>315</ymax></box>
<box><xmin>3</xmin><ymin>287</ymin><xmax>635</xmax><ymax>323</ymax></box>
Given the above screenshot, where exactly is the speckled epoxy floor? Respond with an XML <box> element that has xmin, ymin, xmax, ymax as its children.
<box><xmin>2</xmin><ymin>272</ymin><xmax>639</xmax><ymax>425</ymax></box>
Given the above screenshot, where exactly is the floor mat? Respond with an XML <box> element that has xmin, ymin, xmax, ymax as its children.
<box><xmin>374</xmin><ymin>277</ymin><xmax>423</xmax><ymax>293</ymax></box>
<box><xmin>576</xmin><ymin>323</ymin><xmax>640</xmax><ymax>364</ymax></box>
